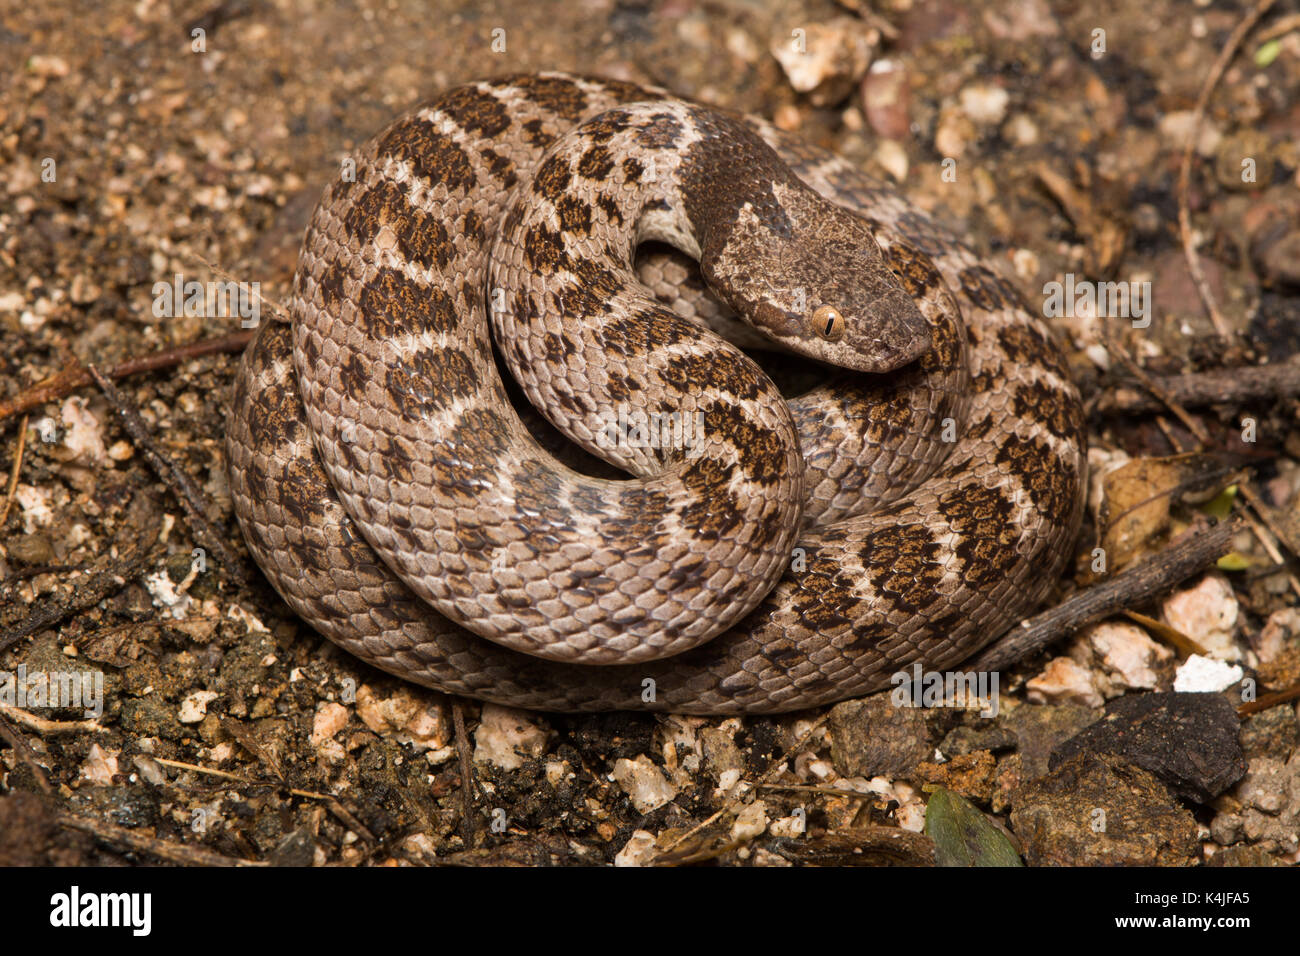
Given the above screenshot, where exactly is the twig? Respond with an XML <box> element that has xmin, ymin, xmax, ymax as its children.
<box><xmin>1121</xmin><ymin>610</ymin><xmax>1208</xmax><ymax>658</ymax></box>
<box><xmin>1176</xmin><ymin>0</ymin><xmax>1279</xmax><ymax>338</ymax></box>
<box><xmin>1094</xmin><ymin>362</ymin><xmax>1300</xmax><ymax>415</ymax></box>
<box><xmin>968</xmin><ymin>517</ymin><xmax>1243</xmax><ymax>674</ymax></box>
<box><xmin>57</xmin><ymin>811</ymin><xmax>265</xmax><ymax>866</ymax></box>
<box><xmin>0</xmin><ymin>704</ymin><xmax>106</xmax><ymax>734</ymax></box>
<box><xmin>0</xmin><ymin>413</ymin><xmax>28</xmax><ymax>527</ymax></box>
<box><xmin>0</xmin><ymin>538</ymin><xmax>164</xmax><ymax>656</ymax></box>
<box><xmin>1239</xmin><ymin>682</ymin><xmax>1300</xmax><ymax>717</ymax></box>
<box><xmin>1100</xmin><ymin>331</ymin><xmax>1299</xmax><ymax>596</ymax></box>
<box><xmin>451</xmin><ymin>701</ymin><xmax>480</xmax><ymax>846</ymax></box>
<box><xmin>1102</xmin><ymin>332</ymin><xmax>1211</xmax><ymax>444</ymax></box>
<box><xmin>1257</xmin><ymin>11</ymin><xmax>1300</xmax><ymax>42</ymax></box>
<box><xmin>87</xmin><ymin>364</ymin><xmax>250</xmax><ymax>588</ymax></box>
<box><xmin>1235</xmin><ymin>484</ymin><xmax>1300</xmax><ymax>600</ymax></box>
<box><xmin>0</xmin><ymin>331</ymin><xmax>253</xmax><ymax>425</ymax></box>
<box><xmin>153</xmin><ymin>756</ymin><xmax>377</xmax><ymax>843</ymax></box>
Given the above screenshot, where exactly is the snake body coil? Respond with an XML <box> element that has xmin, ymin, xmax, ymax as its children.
<box><xmin>226</xmin><ymin>73</ymin><xmax>1086</xmax><ymax>713</ymax></box>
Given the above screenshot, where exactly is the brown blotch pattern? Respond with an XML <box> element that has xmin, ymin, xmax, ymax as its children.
<box><xmin>1011</xmin><ymin>379</ymin><xmax>1080</xmax><ymax>443</ymax></box>
<box><xmin>958</xmin><ymin>265</ymin><xmax>1023</xmax><ymax>313</ymax></box>
<box><xmin>376</xmin><ymin>119</ymin><xmax>475</xmax><ymax>192</ymax></box>
<box><xmin>383</xmin><ymin>346</ymin><xmax>477</xmax><ymax>418</ymax></box>
<box><xmin>510</xmin><ymin>74</ymin><xmax>591</xmax><ymax>120</ymax></box>
<box><xmin>357</xmin><ymin>268</ymin><xmax>460</xmax><ymax>340</ymax></box>
<box><xmin>531</xmin><ymin>153</ymin><xmax>573</xmax><ymax>202</ymax></box>
<box><xmin>343</xmin><ymin>179</ymin><xmax>453</xmax><ymax>271</ymax></box>
<box><xmin>439</xmin><ymin>85</ymin><xmax>512</xmax><ymax>138</ymax></box>
<box><xmin>576</xmin><ymin>144</ymin><xmax>616</xmax><ymax>181</ymax></box>
<box><xmin>996</xmin><ymin>324</ymin><xmax>1070</xmax><ymax>382</ymax></box>
<box><xmin>995</xmin><ymin>432</ymin><xmax>1076</xmax><ymax>519</ymax></box>
<box><xmin>937</xmin><ymin>484</ymin><xmax>1017</xmax><ymax>588</ymax></box>
<box><xmin>860</xmin><ymin>523</ymin><xmax>946</xmax><ymax>613</ymax></box>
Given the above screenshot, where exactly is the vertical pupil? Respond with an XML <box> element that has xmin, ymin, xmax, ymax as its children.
<box><xmin>824</xmin><ymin>315</ymin><xmax>835</xmax><ymax>336</ymax></box>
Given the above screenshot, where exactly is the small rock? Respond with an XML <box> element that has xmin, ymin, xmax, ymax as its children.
<box><xmin>1161</xmin><ymin>572</ymin><xmax>1240</xmax><ymax>660</ymax></box>
<box><xmin>268</xmin><ymin>828</ymin><xmax>318</xmax><ymax>867</ymax></box>
<box><xmin>1050</xmin><ymin>692</ymin><xmax>1246</xmax><ymax>803</ymax></box>
<box><xmin>828</xmin><ymin>693</ymin><xmax>930</xmax><ymax>778</ymax></box>
<box><xmin>612</xmin><ymin>755</ymin><xmax>677</xmax><ymax>814</ymax></box>
<box><xmin>131</xmin><ymin>755</ymin><xmax>167</xmax><ymax>787</ymax></box>
<box><xmin>1003</xmin><ymin>113</ymin><xmax>1039</xmax><ymax>147</ymax></box>
<box><xmin>1247</xmin><ymin>205</ymin><xmax>1300</xmax><ymax>289</ymax></box>
<box><xmin>1011</xmin><ymin>753</ymin><xmax>1199</xmax><ymax>866</ymax></box>
<box><xmin>1158</xmin><ymin>110</ymin><xmax>1222</xmax><ymax>158</ymax></box>
<box><xmin>13</xmin><ymin>484</ymin><xmax>55</xmax><ymax>534</ymax></box>
<box><xmin>80</xmin><ymin>744</ymin><xmax>119</xmax><ymax>785</ymax></box>
<box><xmin>981</xmin><ymin>0</ymin><xmax>1059</xmax><ymax>41</ymax></box>
<box><xmin>26</xmin><ymin>54</ymin><xmax>70</xmax><ymax>78</ymax></box>
<box><xmin>914</xmin><ymin>751</ymin><xmax>998</xmax><ymax>804</ymax></box>
<box><xmin>958</xmin><ymin>83</ymin><xmax>1009</xmax><ymax>126</ymax></box>
<box><xmin>769</xmin><ymin>813</ymin><xmax>806</xmax><ymax>838</ymax></box>
<box><xmin>934</xmin><ymin>106</ymin><xmax>976</xmax><ymax>158</ymax></box>
<box><xmin>613</xmin><ymin>829</ymin><xmax>658</xmax><ymax>867</ymax></box>
<box><xmin>1172</xmin><ymin>654</ymin><xmax>1243</xmax><ymax>693</ymax></box>
<box><xmin>770</xmin><ymin>18</ymin><xmax>880</xmax><ymax>106</ymax></box>
<box><xmin>1209</xmin><ymin>810</ymin><xmax>1244</xmax><ymax>846</ymax></box>
<box><xmin>472</xmin><ymin>704</ymin><xmax>548</xmax><ymax>770</ymax></box>
<box><xmin>1239</xmin><ymin>704</ymin><xmax>1299</xmax><ymax>762</ymax></box>
<box><xmin>730</xmin><ymin>801</ymin><xmax>770</xmax><ymax>842</ymax></box>
<box><xmin>700</xmin><ymin>725</ymin><xmax>744</xmax><ymax>780</ymax></box>
<box><xmin>6</xmin><ymin>532</ymin><xmax>56</xmax><ymax>566</ymax></box>
<box><xmin>1026</xmin><ymin>656</ymin><xmax>1103</xmax><ymax>707</ymax></box>
<box><xmin>860</xmin><ymin>59</ymin><xmax>910</xmax><ymax>139</ymax></box>
<box><xmin>1255</xmin><ymin>607</ymin><xmax>1300</xmax><ymax>662</ymax></box>
<box><xmin>355</xmin><ymin>685</ymin><xmax>448</xmax><ymax>754</ymax></box>
<box><xmin>1005</xmin><ymin>703</ymin><xmax>1101</xmax><ymax>779</ymax></box>
<box><xmin>1207</xmin><ymin>844</ymin><xmax>1285</xmax><ymax>866</ymax></box>
<box><xmin>53</xmin><ymin>397</ymin><xmax>108</xmax><ymax>467</ymax></box>
<box><xmin>310</xmin><ymin>702</ymin><xmax>349</xmax><ymax>752</ymax></box>
<box><xmin>1214</xmin><ymin>130</ymin><xmax>1273</xmax><ymax>192</ymax></box>
<box><xmin>874</xmin><ymin>139</ymin><xmax>909</xmax><ymax>181</ymax></box>
<box><xmin>178</xmin><ymin>690</ymin><xmax>219</xmax><ymax>724</ymax></box>
<box><xmin>1076</xmin><ymin>620</ymin><xmax>1174</xmax><ymax>695</ymax></box>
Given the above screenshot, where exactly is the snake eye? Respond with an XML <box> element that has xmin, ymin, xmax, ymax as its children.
<box><xmin>813</xmin><ymin>304</ymin><xmax>845</xmax><ymax>341</ymax></box>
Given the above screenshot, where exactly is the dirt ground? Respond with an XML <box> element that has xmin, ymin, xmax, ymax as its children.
<box><xmin>1</xmin><ymin>0</ymin><xmax>1299</xmax><ymax>867</ymax></box>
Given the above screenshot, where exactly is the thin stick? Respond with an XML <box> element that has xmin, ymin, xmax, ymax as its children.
<box><xmin>57</xmin><ymin>811</ymin><xmax>265</xmax><ymax>866</ymax></box>
<box><xmin>451</xmin><ymin>701</ymin><xmax>480</xmax><ymax>846</ymax></box>
<box><xmin>1239</xmin><ymin>682</ymin><xmax>1300</xmax><ymax>717</ymax></box>
<box><xmin>1257</xmin><ymin>11</ymin><xmax>1300</xmax><ymax>41</ymax></box>
<box><xmin>1103</xmin><ymin>332</ymin><xmax>1211</xmax><ymax>445</ymax></box>
<box><xmin>968</xmin><ymin>517</ymin><xmax>1242</xmax><ymax>674</ymax></box>
<box><xmin>0</xmin><ymin>539</ymin><xmax>163</xmax><ymax>656</ymax></box>
<box><xmin>0</xmin><ymin>331</ymin><xmax>253</xmax><ymax>425</ymax></box>
<box><xmin>87</xmin><ymin>364</ymin><xmax>250</xmax><ymax>588</ymax></box>
<box><xmin>1094</xmin><ymin>362</ymin><xmax>1300</xmax><ymax>415</ymax></box>
<box><xmin>1177</xmin><ymin>0</ymin><xmax>1278</xmax><ymax>338</ymax></box>
<box><xmin>153</xmin><ymin>757</ymin><xmax>377</xmax><ymax>843</ymax></box>
<box><xmin>0</xmin><ymin>704</ymin><xmax>106</xmax><ymax>734</ymax></box>
<box><xmin>0</xmin><ymin>413</ymin><xmax>27</xmax><ymax>527</ymax></box>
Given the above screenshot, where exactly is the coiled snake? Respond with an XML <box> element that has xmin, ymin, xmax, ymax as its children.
<box><xmin>226</xmin><ymin>73</ymin><xmax>1086</xmax><ymax>713</ymax></box>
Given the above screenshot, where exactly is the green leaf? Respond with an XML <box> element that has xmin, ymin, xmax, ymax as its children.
<box><xmin>1200</xmin><ymin>484</ymin><xmax>1238</xmax><ymax>520</ymax></box>
<box><xmin>1254</xmin><ymin>40</ymin><xmax>1281</xmax><ymax>68</ymax></box>
<box><xmin>925</xmin><ymin>788</ymin><xmax>1023</xmax><ymax>867</ymax></box>
<box><xmin>1217</xmin><ymin>552</ymin><xmax>1252</xmax><ymax>572</ymax></box>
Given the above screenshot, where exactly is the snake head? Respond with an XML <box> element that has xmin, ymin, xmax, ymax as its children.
<box><xmin>700</xmin><ymin>182</ymin><xmax>932</xmax><ymax>374</ymax></box>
